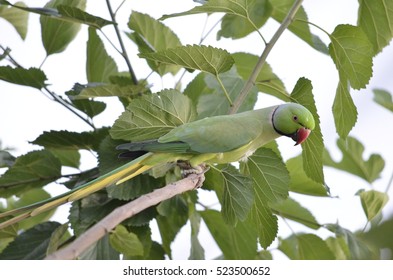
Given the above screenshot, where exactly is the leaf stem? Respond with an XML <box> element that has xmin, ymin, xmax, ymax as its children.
<box><xmin>0</xmin><ymin>45</ymin><xmax>95</xmax><ymax>129</ymax></box>
<box><xmin>114</xmin><ymin>0</ymin><xmax>126</xmax><ymax>16</ymax></box>
<box><xmin>216</xmin><ymin>74</ymin><xmax>233</xmax><ymax>106</ymax></box>
<box><xmin>0</xmin><ymin>45</ymin><xmax>21</xmax><ymax>67</ymax></box>
<box><xmin>42</xmin><ymin>87</ymin><xmax>96</xmax><ymax>130</ymax></box>
<box><xmin>229</xmin><ymin>0</ymin><xmax>304</xmax><ymax>114</ymax></box>
<box><xmin>199</xmin><ymin>15</ymin><xmax>222</xmax><ymax>45</ymax></box>
<box><xmin>175</xmin><ymin>16</ymin><xmax>222</xmax><ymax>89</ymax></box>
<box><xmin>105</xmin><ymin>0</ymin><xmax>138</xmax><ymax>85</ymax></box>
<box><xmin>296</xmin><ymin>19</ymin><xmax>330</xmax><ymax>37</ymax></box>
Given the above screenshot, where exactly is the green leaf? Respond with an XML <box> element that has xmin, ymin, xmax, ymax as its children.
<box><xmin>217</xmin><ymin>0</ymin><xmax>272</xmax><ymax>40</ymax></box>
<box><xmin>31</xmin><ymin>129</ymin><xmax>109</xmax><ymax>151</ymax></box>
<box><xmin>326</xmin><ymin>223</ymin><xmax>377</xmax><ymax>259</ymax></box>
<box><xmin>221</xmin><ymin>167</ymin><xmax>253</xmax><ymax>226</ymax></box>
<box><xmin>329</xmin><ymin>24</ymin><xmax>373</xmax><ymax>90</ymax></box>
<box><xmin>0</xmin><ymin>1</ymin><xmax>29</xmax><ymax>39</ymax></box>
<box><xmin>128</xmin><ymin>11</ymin><xmax>182</xmax><ymax>76</ymax></box>
<box><xmin>122</xmin><ymin>225</ymin><xmax>153</xmax><ymax>260</ymax></box>
<box><xmin>65</xmin><ymin>84</ymin><xmax>107</xmax><ymax>117</ymax></box>
<box><xmin>194</xmin><ymin>68</ymin><xmax>257</xmax><ymax>119</ymax></box>
<box><xmin>48</xmin><ymin>148</ymin><xmax>80</xmax><ymax>168</ymax></box>
<box><xmin>184</xmin><ymin>72</ymin><xmax>211</xmax><ymax>105</ymax></box>
<box><xmin>0</xmin><ymin>0</ymin><xmax>59</xmax><ymax>17</ymax></box>
<box><xmin>295</xmin><ymin>234</ymin><xmax>335</xmax><ymax>259</ymax></box>
<box><xmin>80</xmin><ymin>234</ymin><xmax>119</xmax><ymax>260</ymax></box>
<box><xmin>106</xmin><ymin>174</ymin><xmax>162</xmax><ymax>201</ymax></box>
<box><xmin>0</xmin><ymin>222</ymin><xmax>61</xmax><ymax>259</ymax></box>
<box><xmin>0</xmin><ymin>150</ymin><xmax>15</xmax><ymax>168</ymax></box>
<box><xmin>358</xmin><ymin>0</ymin><xmax>393</xmax><ymax>55</ymax></box>
<box><xmin>123</xmin><ymin>207</ymin><xmax>157</xmax><ymax>227</ymax></box>
<box><xmin>361</xmin><ymin>216</ymin><xmax>393</xmax><ymax>256</ymax></box>
<box><xmin>286</xmin><ymin>155</ymin><xmax>328</xmax><ymax>196</ymax></box>
<box><xmin>332</xmin><ymin>77</ymin><xmax>358</xmax><ymax>139</ymax></box>
<box><xmin>241</xmin><ymin>148</ymin><xmax>289</xmax><ymax>248</ymax></box>
<box><xmin>110</xmin><ymin>89</ymin><xmax>197</xmax><ymax>141</ymax></box>
<box><xmin>324</xmin><ymin>136</ymin><xmax>385</xmax><ymax>183</ymax></box>
<box><xmin>269</xmin><ymin>0</ymin><xmax>328</xmax><ymax>53</ymax></box>
<box><xmin>72</xmin><ymin>84</ymin><xmax>146</xmax><ymax>99</ymax></box>
<box><xmin>373</xmin><ymin>89</ymin><xmax>393</xmax><ymax>112</ymax></box>
<box><xmin>109</xmin><ymin>225</ymin><xmax>144</xmax><ymax>257</ymax></box>
<box><xmin>3</xmin><ymin>188</ymin><xmax>54</xmax><ymax>230</ymax></box>
<box><xmin>242</xmin><ymin>148</ymin><xmax>289</xmax><ymax>203</ymax></box>
<box><xmin>189</xmin><ymin>205</ymin><xmax>205</xmax><ymax>260</ymax></box>
<box><xmin>250</xmin><ymin>205</ymin><xmax>277</xmax><ymax>249</ymax></box>
<box><xmin>69</xmin><ymin>194</ymin><xmax>122</xmax><ymax>236</ymax></box>
<box><xmin>71</xmin><ymin>99</ymin><xmax>106</xmax><ymax>118</ymax></box>
<box><xmin>156</xmin><ymin>196</ymin><xmax>189</xmax><ymax>257</ymax></box>
<box><xmin>46</xmin><ymin>223</ymin><xmax>70</xmax><ymax>254</ymax></box>
<box><xmin>98</xmin><ymin>136</ymin><xmax>164</xmax><ymax>201</ymax></box>
<box><xmin>0</xmin><ymin>150</ymin><xmax>61</xmax><ymax>197</ymax></box>
<box><xmin>0</xmin><ymin>66</ymin><xmax>47</xmax><ymax>89</ymax></box>
<box><xmin>232</xmin><ymin>52</ymin><xmax>289</xmax><ymax>101</ymax></box>
<box><xmin>270</xmin><ymin>197</ymin><xmax>320</xmax><ymax>229</ymax></box>
<box><xmin>145</xmin><ymin>241</ymin><xmax>165</xmax><ymax>260</ymax></box>
<box><xmin>161</xmin><ymin>0</ymin><xmax>272</xmax><ymax>40</ymax></box>
<box><xmin>290</xmin><ymin>77</ymin><xmax>325</xmax><ymax>183</ymax></box>
<box><xmin>325</xmin><ymin>236</ymin><xmax>350</xmax><ymax>260</ymax></box>
<box><xmin>40</xmin><ymin>0</ymin><xmax>86</xmax><ymax>55</ymax></box>
<box><xmin>57</xmin><ymin>5</ymin><xmax>113</xmax><ymax>29</ymax></box>
<box><xmin>279</xmin><ymin>233</ymin><xmax>334</xmax><ymax>260</ymax></box>
<box><xmin>0</xmin><ymin>0</ymin><xmax>110</xmax><ymax>29</ymax></box>
<box><xmin>200</xmin><ymin>209</ymin><xmax>257</xmax><ymax>259</ymax></box>
<box><xmin>139</xmin><ymin>45</ymin><xmax>234</xmax><ymax>76</ymax></box>
<box><xmin>86</xmin><ymin>27</ymin><xmax>118</xmax><ymax>83</ymax></box>
<box><xmin>359</xmin><ymin>190</ymin><xmax>389</xmax><ymax>222</ymax></box>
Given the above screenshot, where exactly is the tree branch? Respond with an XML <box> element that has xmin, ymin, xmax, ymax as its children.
<box><xmin>229</xmin><ymin>0</ymin><xmax>304</xmax><ymax>114</ymax></box>
<box><xmin>45</xmin><ymin>173</ymin><xmax>204</xmax><ymax>260</ymax></box>
<box><xmin>105</xmin><ymin>0</ymin><xmax>138</xmax><ymax>85</ymax></box>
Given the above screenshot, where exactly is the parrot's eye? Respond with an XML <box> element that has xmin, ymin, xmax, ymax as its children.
<box><xmin>293</xmin><ymin>115</ymin><xmax>298</xmax><ymax>122</ymax></box>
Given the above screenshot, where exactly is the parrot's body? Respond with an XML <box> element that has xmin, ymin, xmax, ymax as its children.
<box><xmin>0</xmin><ymin>103</ymin><xmax>315</xmax><ymax>229</ymax></box>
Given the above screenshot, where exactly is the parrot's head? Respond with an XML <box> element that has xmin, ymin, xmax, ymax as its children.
<box><xmin>272</xmin><ymin>103</ymin><xmax>315</xmax><ymax>145</ymax></box>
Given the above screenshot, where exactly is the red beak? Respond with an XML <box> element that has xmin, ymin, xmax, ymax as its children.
<box><xmin>292</xmin><ymin>127</ymin><xmax>311</xmax><ymax>146</ymax></box>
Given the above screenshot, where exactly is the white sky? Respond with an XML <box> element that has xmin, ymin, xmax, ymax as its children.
<box><xmin>0</xmin><ymin>0</ymin><xmax>392</xmax><ymax>259</ymax></box>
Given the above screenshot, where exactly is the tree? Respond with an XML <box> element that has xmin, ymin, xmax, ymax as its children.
<box><xmin>0</xmin><ymin>0</ymin><xmax>392</xmax><ymax>260</ymax></box>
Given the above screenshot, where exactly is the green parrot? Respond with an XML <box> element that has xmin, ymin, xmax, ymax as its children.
<box><xmin>0</xmin><ymin>103</ymin><xmax>315</xmax><ymax>229</ymax></box>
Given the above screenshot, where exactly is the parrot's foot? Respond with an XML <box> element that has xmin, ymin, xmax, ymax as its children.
<box><xmin>177</xmin><ymin>161</ymin><xmax>209</xmax><ymax>189</ymax></box>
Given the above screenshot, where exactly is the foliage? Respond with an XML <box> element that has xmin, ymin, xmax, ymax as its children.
<box><xmin>0</xmin><ymin>0</ymin><xmax>392</xmax><ymax>260</ymax></box>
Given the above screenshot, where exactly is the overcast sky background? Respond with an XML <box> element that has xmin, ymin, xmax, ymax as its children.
<box><xmin>0</xmin><ymin>0</ymin><xmax>392</xmax><ymax>259</ymax></box>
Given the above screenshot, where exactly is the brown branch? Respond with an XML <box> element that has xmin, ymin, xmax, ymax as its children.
<box><xmin>45</xmin><ymin>173</ymin><xmax>204</xmax><ymax>260</ymax></box>
<box><xmin>229</xmin><ymin>0</ymin><xmax>304</xmax><ymax>114</ymax></box>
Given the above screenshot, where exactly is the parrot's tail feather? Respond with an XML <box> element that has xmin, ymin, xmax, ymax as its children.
<box><xmin>118</xmin><ymin>150</ymin><xmax>147</xmax><ymax>160</ymax></box>
<box><xmin>0</xmin><ymin>153</ymin><xmax>154</xmax><ymax>230</ymax></box>
<box><xmin>67</xmin><ymin>163</ymin><xmax>151</xmax><ymax>202</ymax></box>
<box><xmin>30</xmin><ymin>196</ymin><xmax>72</xmax><ymax>217</ymax></box>
<box><xmin>0</xmin><ymin>212</ymin><xmax>31</xmax><ymax>229</ymax></box>
<box><xmin>116</xmin><ymin>164</ymin><xmax>152</xmax><ymax>185</ymax></box>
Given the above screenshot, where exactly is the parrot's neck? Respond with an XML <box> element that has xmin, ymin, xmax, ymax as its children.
<box><xmin>204</xmin><ymin>106</ymin><xmax>280</xmax><ymax>164</ymax></box>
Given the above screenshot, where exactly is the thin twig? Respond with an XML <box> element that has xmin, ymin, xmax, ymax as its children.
<box><xmin>229</xmin><ymin>0</ymin><xmax>304</xmax><ymax>114</ymax></box>
<box><xmin>45</xmin><ymin>173</ymin><xmax>204</xmax><ymax>260</ymax></box>
<box><xmin>42</xmin><ymin>87</ymin><xmax>95</xmax><ymax>129</ymax></box>
<box><xmin>1</xmin><ymin>45</ymin><xmax>22</xmax><ymax>67</ymax></box>
<box><xmin>385</xmin><ymin>170</ymin><xmax>393</xmax><ymax>194</ymax></box>
<box><xmin>1</xmin><ymin>45</ymin><xmax>95</xmax><ymax>129</ymax></box>
<box><xmin>105</xmin><ymin>0</ymin><xmax>138</xmax><ymax>85</ymax></box>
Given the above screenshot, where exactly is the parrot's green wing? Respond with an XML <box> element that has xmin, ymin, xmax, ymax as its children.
<box><xmin>158</xmin><ymin>107</ymin><xmax>275</xmax><ymax>153</ymax></box>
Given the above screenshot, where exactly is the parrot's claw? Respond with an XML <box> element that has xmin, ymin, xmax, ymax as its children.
<box><xmin>177</xmin><ymin>162</ymin><xmax>209</xmax><ymax>189</ymax></box>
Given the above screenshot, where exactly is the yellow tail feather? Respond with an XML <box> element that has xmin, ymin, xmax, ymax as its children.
<box><xmin>0</xmin><ymin>153</ymin><xmax>156</xmax><ymax>230</ymax></box>
<box><xmin>115</xmin><ymin>164</ymin><xmax>152</xmax><ymax>185</ymax></box>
